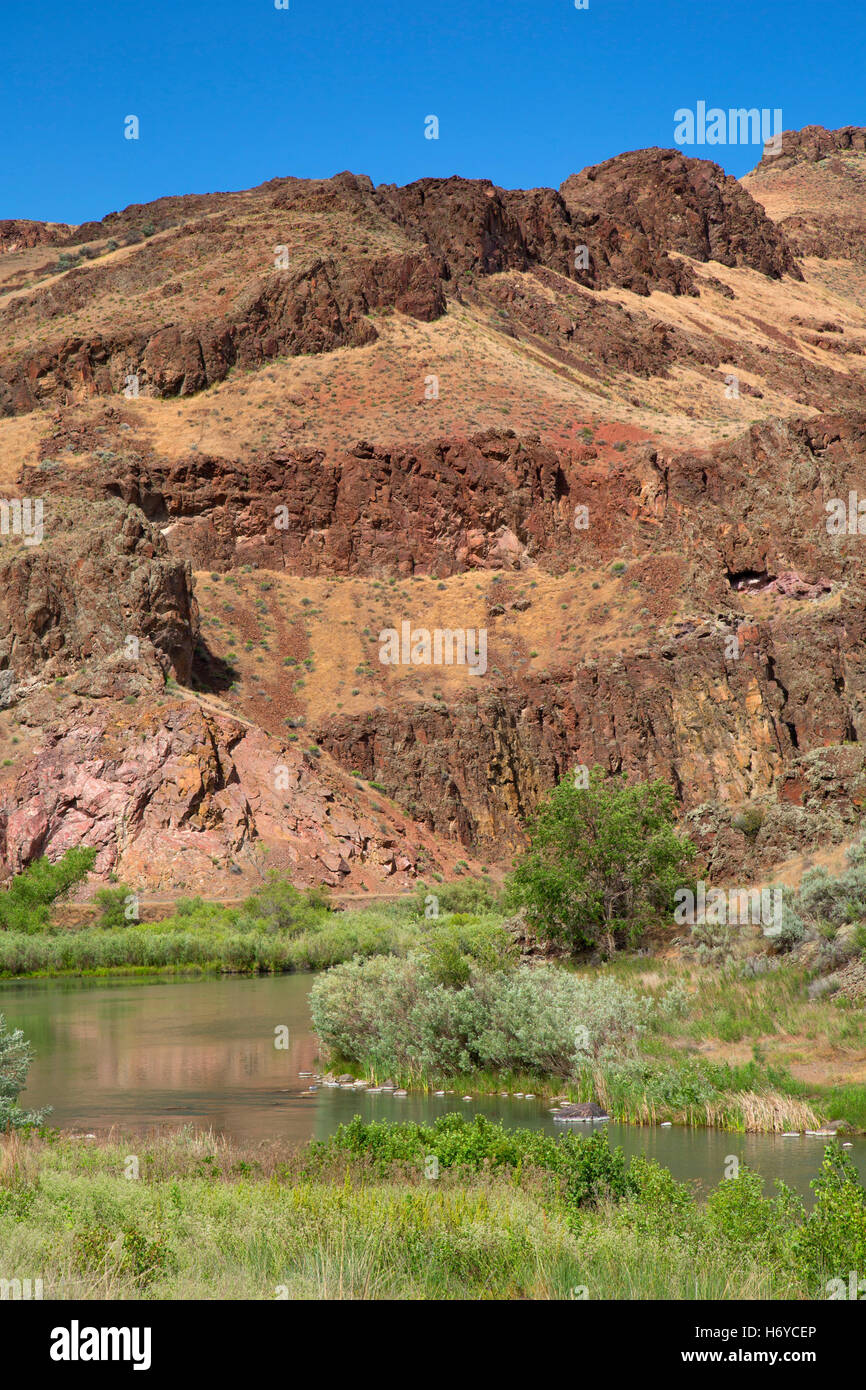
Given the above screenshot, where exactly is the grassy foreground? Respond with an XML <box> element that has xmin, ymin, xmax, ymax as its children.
<box><xmin>2</xmin><ymin>1118</ymin><xmax>864</xmax><ymax>1300</ymax></box>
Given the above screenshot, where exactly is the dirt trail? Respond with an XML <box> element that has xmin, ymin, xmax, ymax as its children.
<box><xmin>54</xmin><ymin>890</ymin><xmax>417</xmax><ymax>925</ymax></box>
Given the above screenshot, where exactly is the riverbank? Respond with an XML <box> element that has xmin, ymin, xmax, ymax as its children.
<box><xmin>2</xmin><ymin>1122</ymin><xmax>861</xmax><ymax>1301</ymax></box>
<box><xmin>309</xmin><ymin>947</ymin><xmax>866</xmax><ymax>1134</ymax></box>
<box><xmin>5</xmin><ymin>945</ymin><xmax>860</xmax><ymax>1142</ymax></box>
<box><xmin>4</xmin><ymin>876</ymin><xmax>866</xmax><ymax>1136</ymax></box>
<box><xmin>0</xmin><ymin>896</ymin><xmax>433</xmax><ymax>979</ymax></box>
<box><xmin>319</xmin><ymin>1065</ymin><xmax>828</xmax><ymax>1134</ymax></box>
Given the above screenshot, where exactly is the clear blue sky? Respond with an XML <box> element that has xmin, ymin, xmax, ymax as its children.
<box><xmin>3</xmin><ymin>0</ymin><xmax>863</xmax><ymax>224</ymax></box>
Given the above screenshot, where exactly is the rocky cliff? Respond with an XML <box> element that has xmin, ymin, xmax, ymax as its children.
<box><xmin>2</xmin><ymin>129</ymin><xmax>866</xmax><ymax>893</ymax></box>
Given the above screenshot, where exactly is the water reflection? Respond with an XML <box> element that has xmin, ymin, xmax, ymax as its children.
<box><xmin>1</xmin><ymin>974</ymin><xmax>861</xmax><ymax>1200</ymax></box>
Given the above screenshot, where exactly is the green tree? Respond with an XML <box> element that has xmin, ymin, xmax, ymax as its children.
<box><xmin>0</xmin><ymin>846</ymin><xmax>97</xmax><ymax>933</ymax></box>
<box><xmin>93</xmin><ymin>884</ymin><xmax>132</xmax><ymax>929</ymax></box>
<box><xmin>0</xmin><ymin>1014</ymin><xmax>48</xmax><ymax>1129</ymax></box>
<box><xmin>507</xmin><ymin>767</ymin><xmax>695</xmax><ymax>954</ymax></box>
<box><xmin>238</xmin><ymin>872</ymin><xmax>330</xmax><ymax>934</ymax></box>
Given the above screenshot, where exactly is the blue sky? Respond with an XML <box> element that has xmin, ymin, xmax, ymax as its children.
<box><xmin>3</xmin><ymin>0</ymin><xmax>863</xmax><ymax>224</ymax></box>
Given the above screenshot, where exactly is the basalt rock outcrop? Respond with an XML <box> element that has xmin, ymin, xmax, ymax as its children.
<box><xmin>744</xmin><ymin>126</ymin><xmax>866</xmax><ymax>266</ymax></box>
<box><xmin>30</xmin><ymin>413</ymin><xmax>866</xmax><ymax>587</ymax></box>
<box><xmin>0</xmin><ymin>498</ymin><xmax>198</xmax><ymax>689</ymax></box>
<box><xmin>0</xmin><ymin>220</ymin><xmax>72</xmax><ymax>255</ymax></box>
<box><xmin>311</xmin><ymin>589</ymin><xmax>866</xmax><ymax>855</ymax></box>
<box><xmin>0</xmin><ymin>152</ymin><xmax>805</xmax><ymax>417</ymax></box>
<box><xmin>13</xmin><ymin>406</ymin><xmax>866</xmax><ymax>880</ymax></box>
<box><xmin>560</xmin><ymin>148</ymin><xmax>801</xmax><ymax>294</ymax></box>
<box><xmin>0</xmin><ymin>249</ymin><xmax>445</xmax><ymax>415</ymax></box>
<box><xmin>372</xmin><ymin>177</ymin><xmax>577</xmax><ymax>281</ymax></box>
<box><xmin>554</xmin><ymin>1101</ymin><xmax>609</xmax><ymax>1120</ymax></box>
<box><xmin>753</xmin><ymin>125</ymin><xmax>866</xmax><ymax>170</ymax></box>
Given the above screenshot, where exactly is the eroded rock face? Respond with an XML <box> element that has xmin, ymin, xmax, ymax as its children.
<box><xmin>477</xmin><ymin>270</ymin><xmax>721</xmax><ymax>380</ymax></box>
<box><xmin>16</xmin><ymin>406</ymin><xmax>866</xmax><ymax>878</ymax></box>
<box><xmin>0</xmin><ymin>156</ymin><xmax>802</xmax><ymax>416</ymax></box>
<box><xmin>560</xmin><ymin>148</ymin><xmax>801</xmax><ymax>294</ymax></box>
<box><xmin>41</xmin><ymin>431</ymin><xmax>574</xmax><ymax>576</ymax></box>
<box><xmin>375</xmin><ymin>159</ymin><xmax>800</xmax><ymax>297</ymax></box>
<box><xmin>36</xmin><ymin>413</ymin><xmax>866</xmax><ymax>586</ymax></box>
<box><xmin>0</xmin><ymin>695</ymin><xmax>449</xmax><ymax>891</ymax></box>
<box><xmin>2</xmin><ymin>136</ymin><xmax>865</xmax><ymax>893</ymax></box>
<box><xmin>745</xmin><ymin>127</ymin><xmax>866</xmax><ymax>267</ymax></box>
<box><xmin>373</xmin><ymin>178</ymin><xmax>577</xmax><ymax>281</ymax></box>
<box><xmin>225</xmin><ymin>252</ymin><xmax>446</xmax><ymax>353</ymax></box>
<box><xmin>0</xmin><ymin>499</ymin><xmax>198</xmax><ymax>686</ymax></box>
<box><xmin>752</xmin><ymin>125</ymin><xmax>866</xmax><ymax>170</ymax></box>
<box><xmin>0</xmin><ymin>252</ymin><xmax>446</xmax><ymax>416</ymax></box>
<box><xmin>279</xmin><ymin>413</ymin><xmax>866</xmax><ymax>853</ymax></box>
<box><xmin>0</xmin><ymin>497</ymin><xmax>467</xmax><ymax>893</ymax></box>
<box><xmin>0</xmin><ymin>220</ymin><xmax>71</xmax><ymax>255</ymax></box>
<box><xmin>312</xmin><ymin>586</ymin><xmax>866</xmax><ymax>868</ymax></box>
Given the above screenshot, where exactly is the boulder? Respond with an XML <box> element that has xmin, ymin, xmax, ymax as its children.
<box><xmin>555</xmin><ymin>1101</ymin><xmax>609</xmax><ymax>1120</ymax></box>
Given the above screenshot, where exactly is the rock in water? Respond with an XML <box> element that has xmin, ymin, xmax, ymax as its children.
<box><xmin>555</xmin><ymin>1101</ymin><xmax>609</xmax><ymax>1120</ymax></box>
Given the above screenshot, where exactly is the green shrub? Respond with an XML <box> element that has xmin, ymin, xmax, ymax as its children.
<box><xmin>422</xmin><ymin>920</ymin><xmax>512</xmax><ymax>985</ymax></box>
<box><xmin>310</xmin><ymin>954</ymin><xmax>647</xmax><ymax>1081</ymax></box>
<box><xmin>424</xmin><ymin>934</ymin><xmax>473</xmax><ymax>986</ymax></box>
<box><xmin>93</xmin><ymin>885</ymin><xmax>132</xmax><ymax>929</ymax></box>
<box><xmin>416</xmin><ymin>879</ymin><xmax>500</xmax><ymax>915</ymax></box>
<box><xmin>793</xmin><ymin>1144</ymin><xmax>866</xmax><ymax>1290</ymax></box>
<box><xmin>318</xmin><ymin>1112</ymin><xmax>634</xmax><ymax>1213</ymax></box>
<box><xmin>562</xmin><ymin>1127</ymin><xmax>634</xmax><ymax>1213</ymax></box>
<box><xmin>618</xmin><ymin>1155</ymin><xmax>696</xmax><ymax>1239</ymax></box>
<box><xmin>235</xmin><ymin>873</ymin><xmax>330</xmax><ymax>935</ymax></box>
<box><xmin>72</xmin><ymin>1221</ymin><xmax>176</xmax><ymax>1288</ymax></box>
<box><xmin>706</xmin><ymin>1167</ymin><xmax>802</xmax><ymax>1265</ymax></box>
<box><xmin>793</xmin><ymin>836</ymin><xmax>866</xmax><ymax>932</ymax></box>
<box><xmin>732</xmin><ymin>804</ymin><xmax>765</xmax><ymax>839</ymax></box>
<box><xmin>0</xmin><ymin>1013</ymin><xmax>49</xmax><ymax>1129</ymax></box>
<box><xmin>775</xmin><ymin>895</ymin><xmax>807</xmax><ymax>953</ymax></box>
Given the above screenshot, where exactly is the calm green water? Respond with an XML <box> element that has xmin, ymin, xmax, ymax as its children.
<box><xmin>1</xmin><ymin>974</ymin><xmax>862</xmax><ymax>1199</ymax></box>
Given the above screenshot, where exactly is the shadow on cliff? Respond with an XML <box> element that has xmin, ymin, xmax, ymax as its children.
<box><xmin>190</xmin><ymin>639</ymin><xmax>238</xmax><ymax>695</ymax></box>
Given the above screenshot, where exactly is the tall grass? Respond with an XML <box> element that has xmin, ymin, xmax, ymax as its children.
<box><xmin>584</xmin><ymin>1064</ymin><xmax>821</xmax><ymax>1132</ymax></box>
<box><xmin>0</xmin><ymin>1129</ymin><xmax>585</xmax><ymax>1300</ymax></box>
<box><xmin>0</xmin><ymin>883</ymin><xmax>511</xmax><ymax>980</ymax></box>
<box><xmin>0</xmin><ymin>904</ymin><xmax>454</xmax><ymax>978</ymax></box>
<box><xmin>589</xmin><ymin>956</ymin><xmax>866</xmax><ymax>1130</ymax></box>
<box><xmin>4</xmin><ymin>1124</ymin><xmax>856</xmax><ymax>1300</ymax></box>
<box><xmin>816</xmin><ymin>1084</ymin><xmax>866</xmax><ymax>1132</ymax></box>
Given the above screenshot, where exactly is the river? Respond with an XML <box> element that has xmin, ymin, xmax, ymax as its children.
<box><xmin>1</xmin><ymin>973</ymin><xmax>861</xmax><ymax>1199</ymax></box>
